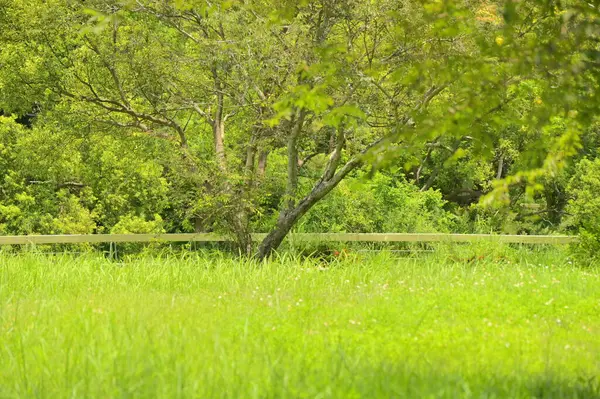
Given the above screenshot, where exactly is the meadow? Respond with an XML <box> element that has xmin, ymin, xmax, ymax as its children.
<box><xmin>1</xmin><ymin>245</ymin><xmax>599</xmax><ymax>398</ymax></box>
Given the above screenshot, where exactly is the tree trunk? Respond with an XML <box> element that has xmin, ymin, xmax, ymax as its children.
<box><xmin>210</xmin><ymin>66</ymin><xmax>252</xmax><ymax>254</ymax></box>
<box><xmin>255</xmin><ymin>185</ymin><xmax>325</xmax><ymax>260</ymax></box>
<box><xmin>232</xmin><ymin>209</ymin><xmax>253</xmax><ymax>256</ymax></box>
<box><xmin>285</xmin><ymin>110</ymin><xmax>306</xmax><ymax>209</ymax></box>
<box><xmin>257</xmin><ymin>150</ymin><xmax>268</xmax><ymax>177</ymax></box>
<box><xmin>496</xmin><ymin>156</ymin><xmax>504</xmax><ymax>180</ymax></box>
<box><xmin>245</xmin><ymin>141</ymin><xmax>256</xmax><ymax>174</ymax></box>
<box><xmin>255</xmin><ymin>215</ymin><xmax>297</xmax><ymax>260</ymax></box>
<box><xmin>414</xmin><ymin>142</ymin><xmax>435</xmax><ymax>184</ymax></box>
<box><xmin>229</xmin><ymin>134</ymin><xmax>259</xmax><ymax>256</ymax></box>
<box><xmin>212</xmin><ymin>67</ymin><xmax>227</xmax><ymax>173</ymax></box>
<box><xmin>213</xmin><ymin>103</ymin><xmax>226</xmax><ymax>172</ymax></box>
<box><xmin>255</xmin><ymin>158</ymin><xmax>362</xmax><ymax>260</ymax></box>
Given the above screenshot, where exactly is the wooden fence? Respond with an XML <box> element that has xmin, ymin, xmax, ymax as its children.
<box><xmin>0</xmin><ymin>233</ymin><xmax>577</xmax><ymax>245</ymax></box>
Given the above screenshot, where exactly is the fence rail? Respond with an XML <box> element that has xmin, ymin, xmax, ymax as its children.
<box><xmin>0</xmin><ymin>233</ymin><xmax>577</xmax><ymax>245</ymax></box>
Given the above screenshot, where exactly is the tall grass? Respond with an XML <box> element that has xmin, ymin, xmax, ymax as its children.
<box><xmin>1</xmin><ymin>246</ymin><xmax>599</xmax><ymax>398</ymax></box>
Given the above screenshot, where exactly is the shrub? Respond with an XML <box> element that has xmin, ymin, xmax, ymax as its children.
<box><xmin>110</xmin><ymin>214</ymin><xmax>164</xmax><ymax>235</ymax></box>
<box><xmin>297</xmin><ymin>174</ymin><xmax>455</xmax><ymax>233</ymax></box>
<box><xmin>108</xmin><ymin>214</ymin><xmax>166</xmax><ymax>256</ymax></box>
<box><xmin>565</xmin><ymin>158</ymin><xmax>600</xmax><ymax>264</ymax></box>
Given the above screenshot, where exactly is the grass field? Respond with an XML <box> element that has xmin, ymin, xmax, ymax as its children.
<box><xmin>1</xmin><ymin>246</ymin><xmax>599</xmax><ymax>398</ymax></box>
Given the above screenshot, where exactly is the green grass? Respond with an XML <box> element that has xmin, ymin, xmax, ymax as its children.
<box><xmin>1</xmin><ymin>247</ymin><xmax>599</xmax><ymax>398</ymax></box>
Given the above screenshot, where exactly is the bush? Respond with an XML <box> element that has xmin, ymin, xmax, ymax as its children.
<box><xmin>110</xmin><ymin>214</ymin><xmax>164</xmax><ymax>235</ymax></box>
<box><xmin>565</xmin><ymin>158</ymin><xmax>600</xmax><ymax>264</ymax></box>
<box><xmin>297</xmin><ymin>174</ymin><xmax>455</xmax><ymax>233</ymax></box>
<box><xmin>109</xmin><ymin>214</ymin><xmax>166</xmax><ymax>256</ymax></box>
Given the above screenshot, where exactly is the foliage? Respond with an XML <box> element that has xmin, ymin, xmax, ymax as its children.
<box><xmin>297</xmin><ymin>174</ymin><xmax>454</xmax><ymax>233</ymax></box>
<box><xmin>565</xmin><ymin>158</ymin><xmax>600</xmax><ymax>263</ymax></box>
<box><xmin>110</xmin><ymin>214</ymin><xmax>164</xmax><ymax>235</ymax></box>
<box><xmin>0</xmin><ymin>0</ymin><xmax>599</xmax><ymax>258</ymax></box>
<box><xmin>0</xmin><ymin>116</ymin><xmax>174</xmax><ymax>235</ymax></box>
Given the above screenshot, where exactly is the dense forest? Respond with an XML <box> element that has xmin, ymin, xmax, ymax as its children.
<box><xmin>1</xmin><ymin>0</ymin><xmax>599</xmax><ymax>258</ymax></box>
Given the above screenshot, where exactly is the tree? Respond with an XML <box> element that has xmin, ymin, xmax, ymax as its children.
<box><xmin>256</xmin><ymin>0</ymin><xmax>600</xmax><ymax>258</ymax></box>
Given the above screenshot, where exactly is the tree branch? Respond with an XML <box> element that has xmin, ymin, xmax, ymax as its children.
<box><xmin>284</xmin><ymin>109</ymin><xmax>307</xmax><ymax>212</ymax></box>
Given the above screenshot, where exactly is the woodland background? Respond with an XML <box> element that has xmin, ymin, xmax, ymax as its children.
<box><xmin>0</xmin><ymin>0</ymin><xmax>599</xmax><ymax>259</ymax></box>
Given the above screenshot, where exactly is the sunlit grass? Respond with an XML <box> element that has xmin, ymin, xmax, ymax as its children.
<box><xmin>1</xmin><ymin>247</ymin><xmax>599</xmax><ymax>398</ymax></box>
